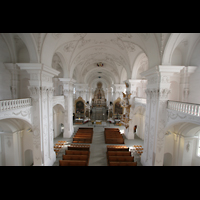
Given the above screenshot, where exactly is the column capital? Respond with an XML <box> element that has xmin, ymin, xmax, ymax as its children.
<box><xmin>17</xmin><ymin>63</ymin><xmax>60</xmax><ymax>88</ymax></box>
<box><xmin>17</xmin><ymin>63</ymin><xmax>60</xmax><ymax>76</ymax></box>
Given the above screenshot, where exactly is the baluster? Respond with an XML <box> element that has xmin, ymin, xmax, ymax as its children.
<box><xmin>10</xmin><ymin>100</ymin><xmax>13</xmax><ymax>110</ymax></box>
<box><xmin>191</xmin><ymin>105</ymin><xmax>194</xmax><ymax>115</ymax></box>
<box><xmin>182</xmin><ymin>103</ymin><xmax>185</xmax><ymax>113</ymax></box>
<box><xmin>175</xmin><ymin>103</ymin><xmax>177</xmax><ymax>111</ymax></box>
<box><xmin>20</xmin><ymin>99</ymin><xmax>22</xmax><ymax>108</ymax></box>
<box><xmin>15</xmin><ymin>100</ymin><xmax>17</xmax><ymax>109</ymax></box>
<box><xmin>188</xmin><ymin>104</ymin><xmax>191</xmax><ymax>114</ymax></box>
<box><xmin>177</xmin><ymin>103</ymin><xmax>180</xmax><ymax>111</ymax></box>
<box><xmin>7</xmin><ymin>101</ymin><xmax>9</xmax><ymax>110</ymax></box>
<box><xmin>17</xmin><ymin>99</ymin><xmax>19</xmax><ymax>108</ymax></box>
<box><xmin>180</xmin><ymin>103</ymin><xmax>182</xmax><ymax>112</ymax></box>
<box><xmin>2</xmin><ymin>101</ymin><xmax>4</xmax><ymax>111</ymax></box>
<box><xmin>198</xmin><ymin>106</ymin><xmax>200</xmax><ymax>117</ymax></box>
<box><xmin>194</xmin><ymin>105</ymin><xmax>197</xmax><ymax>116</ymax></box>
<box><xmin>185</xmin><ymin>104</ymin><xmax>188</xmax><ymax>113</ymax></box>
<box><xmin>173</xmin><ymin>102</ymin><xmax>176</xmax><ymax>110</ymax></box>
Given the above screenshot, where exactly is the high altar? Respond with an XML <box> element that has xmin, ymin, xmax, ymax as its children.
<box><xmin>92</xmin><ymin>82</ymin><xmax>106</xmax><ymax>107</ymax></box>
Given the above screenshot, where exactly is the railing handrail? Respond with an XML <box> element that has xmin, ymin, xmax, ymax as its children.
<box><xmin>0</xmin><ymin>98</ymin><xmax>32</xmax><ymax>112</ymax></box>
<box><xmin>167</xmin><ymin>100</ymin><xmax>200</xmax><ymax>117</ymax></box>
<box><xmin>0</xmin><ymin>97</ymin><xmax>31</xmax><ymax>101</ymax></box>
<box><xmin>167</xmin><ymin>100</ymin><xmax>200</xmax><ymax>107</ymax></box>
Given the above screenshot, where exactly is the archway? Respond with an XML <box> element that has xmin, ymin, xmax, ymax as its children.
<box><xmin>131</xmin><ymin>106</ymin><xmax>146</xmax><ymax>140</ymax></box>
<box><xmin>163</xmin><ymin>122</ymin><xmax>200</xmax><ymax>166</ymax></box>
<box><xmin>0</xmin><ymin>118</ymin><xmax>33</xmax><ymax>166</ymax></box>
<box><xmin>53</xmin><ymin>104</ymin><xmax>65</xmax><ymax>138</ymax></box>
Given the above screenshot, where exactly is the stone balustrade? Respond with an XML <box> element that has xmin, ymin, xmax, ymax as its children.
<box><xmin>167</xmin><ymin>100</ymin><xmax>200</xmax><ymax>117</ymax></box>
<box><xmin>0</xmin><ymin>98</ymin><xmax>31</xmax><ymax>111</ymax></box>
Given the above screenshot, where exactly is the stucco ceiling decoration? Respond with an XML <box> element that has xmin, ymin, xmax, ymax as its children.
<box><xmin>63</xmin><ymin>40</ymin><xmax>77</xmax><ymax>52</ymax></box>
<box><xmin>50</xmin><ymin>33</ymin><xmax>155</xmax><ymax>86</ymax></box>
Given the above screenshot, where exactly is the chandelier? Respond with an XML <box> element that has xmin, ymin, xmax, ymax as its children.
<box><xmin>97</xmin><ymin>62</ymin><xmax>104</xmax><ymax>67</ymax></box>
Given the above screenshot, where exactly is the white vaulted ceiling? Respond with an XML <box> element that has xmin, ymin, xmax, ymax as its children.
<box><xmin>41</xmin><ymin>33</ymin><xmax>158</xmax><ymax>88</ymax></box>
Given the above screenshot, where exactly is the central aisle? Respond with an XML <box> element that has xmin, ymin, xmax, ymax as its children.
<box><xmin>88</xmin><ymin>127</ymin><xmax>108</xmax><ymax>166</ymax></box>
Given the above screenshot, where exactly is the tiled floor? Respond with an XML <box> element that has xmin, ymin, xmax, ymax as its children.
<box><xmin>53</xmin><ymin>123</ymin><xmax>144</xmax><ymax>166</ymax></box>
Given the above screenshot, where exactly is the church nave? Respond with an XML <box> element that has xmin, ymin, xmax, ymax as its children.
<box><xmin>53</xmin><ymin>123</ymin><xmax>144</xmax><ymax>166</ymax></box>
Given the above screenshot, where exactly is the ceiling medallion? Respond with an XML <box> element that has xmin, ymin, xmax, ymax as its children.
<box><xmin>97</xmin><ymin>62</ymin><xmax>104</xmax><ymax>67</ymax></box>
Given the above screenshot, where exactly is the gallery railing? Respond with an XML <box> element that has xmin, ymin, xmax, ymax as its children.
<box><xmin>0</xmin><ymin>98</ymin><xmax>32</xmax><ymax>111</ymax></box>
<box><xmin>134</xmin><ymin>97</ymin><xmax>147</xmax><ymax>104</ymax></box>
<box><xmin>167</xmin><ymin>100</ymin><xmax>200</xmax><ymax>117</ymax></box>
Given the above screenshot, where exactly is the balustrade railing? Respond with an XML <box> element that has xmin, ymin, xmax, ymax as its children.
<box><xmin>0</xmin><ymin>98</ymin><xmax>31</xmax><ymax>111</ymax></box>
<box><xmin>134</xmin><ymin>97</ymin><xmax>147</xmax><ymax>105</ymax></box>
<box><xmin>167</xmin><ymin>100</ymin><xmax>200</xmax><ymax>117</ymax></box>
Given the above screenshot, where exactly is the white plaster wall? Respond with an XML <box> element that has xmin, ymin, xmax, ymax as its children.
<box><xmin>23</xmin><ymin>130</ymin><xmax>33</xmax><ymax>165</ymax></box>
<box><xmin>171</xmin><ymin>48</ymin><xmax>183</xmax><ymax>65</ymax></box>
<box><xmin>163</xmin><ymin>134</ymin><xmax>174</xmax><ymax>166</ymax></box>
<box><xmin>19</xmin><ymin>71</ymin><xmax>30</xmax><ymax>98</ymax></box>
<box><xmin>188</xmin><ymin>67</ymin><xmax>200</xmax><ymax>104</ymax></box>
<box><xmin>192</xmin><ymin>139</ymin><xmax>200</xmax><ymax>166</ymax></box>
<box><xmin>0</xmin><ymin>34</ymin><xmax>12</xmax><ymax>100</ymax></box>
<box><xmin>18</xmin><ymin>46</ymin><xmax>30</xmax><ymax>63</ymax></box>
<box><xmin>0</xmin><ymin>63</ymin><xmax>11</xmax><ymax>100</ymax></box>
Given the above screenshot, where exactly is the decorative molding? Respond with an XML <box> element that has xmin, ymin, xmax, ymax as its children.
<box><xmin>52</xmin><ymin>33</ymin><xmax>62</xmax><ymax>39</ymax></box>
<box><xmin>63</xmin><ymin>41</ymin><xmax>77</xmax><ymax>52</ymax></box>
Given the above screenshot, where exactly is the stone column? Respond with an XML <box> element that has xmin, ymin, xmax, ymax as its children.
<box><xmin>18</xmin><ymin>63</ymin><xmax>60</xmax><ymax>166</ymax></box>
<box><xmin>60</xmin><ymin>78</ymin><xmax>76</xmax><ymax>138</ymax></box>
<box><xmin>140</xmin><ymin>65</ymin><xmax>184</xmax><ymax>166</ymax></box>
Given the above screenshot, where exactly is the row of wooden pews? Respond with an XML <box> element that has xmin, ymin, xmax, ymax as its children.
<box><xmin>107</xmin><ymin>145</ymin><xmax>137</xmax><ymax>166</ymax></box>
<box><xmin>104</xmin><ymin>128</ymin><xmax>124</xmax><ymax>144</ymax></box>
<box><xmin>59</xmin><ymin>144</ymin><xmax>90</xmax><ymax>166</ymax></box>
<box><xmin>72</xmin><ymin>128</ymin><xmax>93</xmax><ymax>143</ymax></box>
<box><xmin>54</xmin><ymin>141</ymin><xmax>67</xmax><ymax>156</ymax></box>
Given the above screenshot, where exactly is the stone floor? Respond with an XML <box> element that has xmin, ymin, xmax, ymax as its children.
<box><xmin>53</xmin><ymin>123</ymin><xmax>144</xmax><ymax>166</ymax></box>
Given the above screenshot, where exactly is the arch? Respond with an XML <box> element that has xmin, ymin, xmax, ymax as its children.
<box><xmin>53</xmin><ymin>104</ymin><xmax>64</xmax><ymax>138</ymax></box>
<box><xmin>17</xmin><ymin>33</ymin><xmax>39</xmax><ymax>63</ymax></box>
<box><xmin>162</xmin><ymin>33</ymin><xmax>200</xmax><ymax>66</ymax></box>
<box><xmin>132</xmin><ymin>52</ymin><xmax>148</xmax><ymax>79</ymax></box>
<box><xmin>0</xmin><ymin>115</ymin><xmax>33</xmax><ymax>129</ymax></box>
<box><xmin>130</xmin><ymin>105</ymin><xmax>146</xmax><ymax>140</ymax></box>
<box><xmin>163</xmin><ymin>121</ymin><xmax>200</xmax><ymax>166</ymax></box>
<box><xmin>54</xmin><ymin>51</ymin><xmax>69</xmax><ymax>78</ymax></box>
<box><xmin>69</xmin><ymin>45</ymin><xmax>132</xmax><ymax>79</ymax></box>
<box><xmin>120</xmin><ymin>67</ymin><xmax>127</xmax><ymax>83</ymax></box>
<box><xmin>0</xmin><ymin>118</ymin><xmax>33</xmax><ymax>166</ymax></box>
<box><xmin>83</xmin><ymin>67</ymin><xmax>118</xmax><ymax>85</ymax></box>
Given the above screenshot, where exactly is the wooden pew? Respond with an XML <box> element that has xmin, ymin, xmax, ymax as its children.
<box><xmin>62</xmin><ymin>155</ymin><xmax>89</xmax><ymax>165</ymax></box>
<box><xmin>59</xmin><ymin>160</ymin><xmax>87</xmax><ymax>166</ymax></box>
<box><xmin>65</xmin><ymin>150</ymin><xmax>90</xmax><ymax>156</ymax></box>
<box><xmin>107</xmin><ymin>151</ymin><xmax>131</xmax><ymax>157</ymax></box>
<box><xmin>108</xmin><ymin>156</ymin><xmax>134</xmax><ymax>163</ymax></box>
<box><xmin>73</xmin><ymin>128</ymin><xmax>93</xmax><ymax>144</ymax></box>
<box><xmin>105</xmin><ymin>138</ymin><xmax>124</xmax><ymax>144</ymax></box>
<box><xmin>68</xmin><ymin>145</ymin><xmax>90</xmax><ymax>151</ymax></box>
<box><xmin>107</xmin><ymin>145</ymin><xmax>129</xmax><ymax>151</ymax></box>
<box><xmin>104</xmin><ymin>128</ymin><xmax>124</xmax><ymax>144</ymax></box>
<box><xmin>109</xmin><ymin>162</ymin><xmax>137</xmax><ymax>166</ymax></box>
